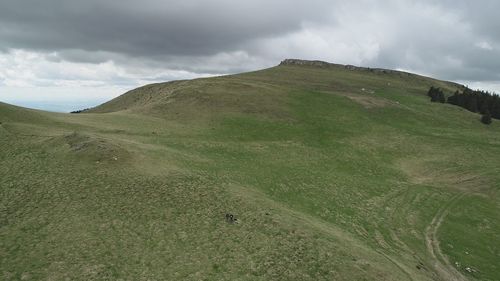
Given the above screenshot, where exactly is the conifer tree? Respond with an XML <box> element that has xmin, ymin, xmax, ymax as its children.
<box><xmin>466</xmin><ymin>96</ymin><xmax>478</xmax><ymax>112</ymax></box>
<box><xmin>438</xmin><ymin>91</ymin><xmax>446</xmax><ymax>103</ymax></box>
<box><xmin>480</xmin><ymin>102</ymin><xmax>489</xmax><ymax>115</ymax></box>
<box><xmin>447</xmin><ymin>91</ymin><xmax>459</xmax><ymax>105</ymax></box>
<box><xmin>427</xmin><ymin>86</ymin><xmax>436</xmax><ymax>98</ymax></box>
<box><xmin>492</xmin><ymin>100</ymin><xmax>500</xmax><ymax>119</ymax></box>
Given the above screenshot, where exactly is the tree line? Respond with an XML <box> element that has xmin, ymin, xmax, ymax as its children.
<box><xmin>428</xmin><ymin>86</ymin><xmax>500</xmax><ymax>124</ymax></box>
<box><xmin>70</xmin><ymin>108</ymin><xmax>92</xmax><ymax>114</ymax></box>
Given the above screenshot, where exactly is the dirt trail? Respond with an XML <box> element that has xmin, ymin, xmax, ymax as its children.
<box><xmin>425</xmin><ymin>192</ymin><xmax>468</xmax><ymax>281</ymax></box>
<box><xmin>229</xmin><ymin>184</ymin><xmax>417</xmax><ymax>280</ymax></box>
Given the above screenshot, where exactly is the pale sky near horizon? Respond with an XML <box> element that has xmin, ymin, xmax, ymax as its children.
<box><xmin>1</xmin><ymin>0</ymin><xmax>500</xmax><ymax>112</ymax></box>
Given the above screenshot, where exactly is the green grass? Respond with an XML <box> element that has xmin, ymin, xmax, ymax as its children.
<box><xmin>1</xmin><ymin>62</ymin><xmax>499</xmax><ymax>280</ymax></box>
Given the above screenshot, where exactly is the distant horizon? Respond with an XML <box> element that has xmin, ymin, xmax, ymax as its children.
<box><xmin>2</xmin><ymin>59</ymin><xmax>499</xmax><ymax>113</ymax></box>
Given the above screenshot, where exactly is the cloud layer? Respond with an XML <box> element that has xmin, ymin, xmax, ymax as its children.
<box><xmin>1</xmin><ymin>0</ymin><xmax>499</xmax><ymax>110</ymax></box>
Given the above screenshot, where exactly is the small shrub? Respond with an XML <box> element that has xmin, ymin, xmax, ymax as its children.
<box><xmin>481</xmin><ymin>111</ymin><xmax>492</xmax><ymax>125</ymax></box>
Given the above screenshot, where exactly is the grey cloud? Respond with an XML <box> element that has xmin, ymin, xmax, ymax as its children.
<box><xmin>0</xmin><ymin>0</ymin><xmax>335</xmax><ymax>58</ymax></box>
<box><xmin>355</xmin><ymin>0</ymin><xmax>500</xmax><ymax>82</ymax></box>
<box><xmin>0</xmin><ymin>0</ymin><xmax>500</xmax><ymax>88</ymax></box>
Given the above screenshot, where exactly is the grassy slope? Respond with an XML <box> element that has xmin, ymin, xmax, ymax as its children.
<box><xmin>1</xmin><ymin>63</ymin><xmax>499</xmax><ymax>280</ymax></box>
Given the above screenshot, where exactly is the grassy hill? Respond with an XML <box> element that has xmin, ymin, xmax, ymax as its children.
<box><xmin>1</xmin><ymin>59</ymin><xmax>499</xmax><ymax>280</ymax></box>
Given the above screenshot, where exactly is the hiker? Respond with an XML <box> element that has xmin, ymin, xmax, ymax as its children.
<box><xmin>225</xmin><ymin>213</ymin><xmax>237</xmax><ymax>223</ymax></box>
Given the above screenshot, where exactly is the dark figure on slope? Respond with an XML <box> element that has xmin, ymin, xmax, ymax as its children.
<box><xmin>225</xmin><ymin>213</ymin><xmax>238</xmax><ymax>224</ymax></box>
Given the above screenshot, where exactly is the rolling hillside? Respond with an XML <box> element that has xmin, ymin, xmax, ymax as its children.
<box><xmin>1</xmin><ymin>59</ymin><xmax>499</xmax><ymax>280</ymax></box>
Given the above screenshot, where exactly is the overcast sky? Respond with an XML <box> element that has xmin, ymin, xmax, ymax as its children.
<box><xmin>1</xmin><ymin>0</ymin><xmax>499</xmax><ymax>112</ymax></box>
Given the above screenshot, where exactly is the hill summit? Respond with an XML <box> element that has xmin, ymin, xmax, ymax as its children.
<box><xmin>87</xmin><ymin>58</ymin><xmax>459</xmax><ymax>116</ymax></box>
<box><xmin>280</xmin><ymin>58</ymin><xmax>427</xmax><ymax>77</ymax></box>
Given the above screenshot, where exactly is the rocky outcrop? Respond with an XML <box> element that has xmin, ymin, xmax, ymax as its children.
<box><xmin>279</xmin><ymin>59</ymin><xmax>341</xmax><ymax>68</ymax></box>
<box><xmin>279</xmin><ymin>59</ymin><xmax>412</xmax><ymax>76</ymax></box>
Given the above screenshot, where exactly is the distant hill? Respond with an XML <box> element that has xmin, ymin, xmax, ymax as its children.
<box><xmin>88</xmin><ymin>59</ymin><xmax>462</xmax><ymax>117</ymax></box>
<box><xmin>1</xmin><ymin>60</ymin><xmax>499</xmax><ymax>281</ymax></box>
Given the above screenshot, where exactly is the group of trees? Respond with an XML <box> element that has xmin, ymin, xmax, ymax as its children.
<box><xmin>427</xmin><ymin>86</ymin><xmax>446</xmax><ymax>103</ymax></box>
<box><xmin>70</xmin><ymin>108</ymin><xmax>91</xmax><ymax>114</ymax></box>
<box><xmin>428</xmin><ymin>86</ymin><xmax>500</xmax><ymax>124</ymax></box>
